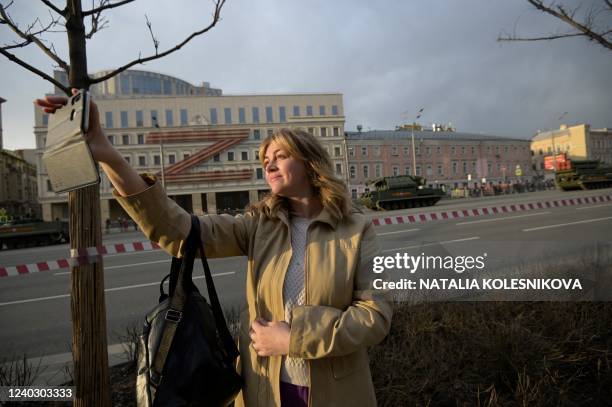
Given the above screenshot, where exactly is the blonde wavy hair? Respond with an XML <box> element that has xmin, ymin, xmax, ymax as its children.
<box><xmin>247</xmin><ymin>128</ymin><xmax>351</xmax><ymax>222</ymax></box>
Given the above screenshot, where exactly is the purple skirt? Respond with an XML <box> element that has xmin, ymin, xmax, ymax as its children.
<box><xmin>280</xmin><ymin>381</ymin><xmax>309</xmax><ymax>407</ymax></box>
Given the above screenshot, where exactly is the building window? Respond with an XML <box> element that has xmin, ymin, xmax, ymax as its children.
<box><xmin>375</xmin><ymin>164</ymin><xmax>382</xmax><ymax>177</ymax></box>
<box><xmin>393</xmin><ymin>166</ymin><xmax>399</xmax><ymax>176</ymax></box>
<box><xmin>363</xmin><ymin>165</ymin><xmax>369</xmax><ymax>179</ymax></box>
<box><xmin>254</xmin><ymin>150</ymin><xmax>259</xmax><ymax>161</ymax></box>
<box><xmin>150</xmin><ymin>110</ymin><xmax>158</xmax><ymax>127</ymax></box>
<box><xmin>122</xmin><ymin>134</ymin><xmax>130</xmax><ymax>145</ymax></box>
<box><xmin>267</xmin><ymin>129</ymin><xmax>274</xmax><ymax>137</ymax></box>
<box><xmin>252</xmin><ymin>107</ymin><xmax>260</xmax><ymax>123</ymax></box>
<box><xmin>352</xmin><ymin>189</ymin><xmax>357</xmax><ymax>199</ymax></box>
<box><xmin>426</xmin><ymin>165</ymin><xmax>432</xmax><ymax>176</ymax></box>
<box><xmin>241</xmin><ymin>151</ymin><xmax>248</xmax><ymax>161</ymax></box>
<box><xmin>350</xmin><ymin>165</ymin><xmax>356</xmax><ymax>179</ymax></box>
<box><xmin>415</xmin><ymin>146</ymin><xmax>420</xmax><ymax>155</ymax></box>
<box><xmin>404</xmin><ymin>146</ymin><xmax>410</xmax><ymax>156</ymax></box>
<box><xmin>239</xmin><ymin>108</ymin><xmax>246</xmax><ymax>124</ymax></box>
<box><xmin>361</xmin><ymin>146</ymin><xmax>367</xmax><ymax>156</ymax></box>
<box><xmin>308</xmin><ymin>127</ymin><xmax>315</xmax><ymax>135</ymax></box>
<box><xmin>471</xmin><ymin>146</ymin><xmax>475</xmax><ymax>155</ymax></box>
<box><xmin>168</xmin><ymin>154</ymin><xmax>176</xmax><ymax>164</ymax></box>
<box><xmin>165</xmin><ymin>109</ymin><xmax>173</xmax><ymax>127</ymax></box>
<box><xmin>123</xmin><ymin>156</ymin><xmax>131</xmax><ymax>164</ymax></box>
<box><xmin>333</xmin><ymin>127</ymin><xmax>340</xmax><ymax>137</ymax></box>
<box><xmin>138</xmin><ymin>156</ymin><xmax>146</xmax><ymax>166</ymax></box>
<box><xmin>183</xmin><ymin>153</ymin><xmax>190</xmax><ymax>160</ymax></box>
<box><xmin>321</xmin><ymin>127</ymin><xmax>327</xmax><ymax>137</ymax></box>
<box><xmin>336</xmin><ymin>163</ymin><xmax>342</xmax><ymax>175</ymax></box>
<box><xmin>392</xmin><ymin>146</ymin><xmax>398</xmax><ymax>156</ymax></box>
<box><xmin>105</xmin><ymin>112</ymin><xmax>113</xmax><ymax>128</ymax></box>
<box><xmin>437</xmin><ymin>146</ymin><xmax>441</xmax><ymax>155</ymax></box>
<box><xmin>306</xmin><ymin>105</ymin><xmax>313</xmax><ymax>116</ymax></box>
<box><xmin>256</xmin><ymin>168</ymin><xmax>263</xmax><ymax>179</ymax></box>
<box><xmin>213</xmin><ymin>154</ymin><xmax>220</xmax><ymax>162</ymax></box>
<box><xmin>293</xmin><ymin>105</ymin><xmax>300</xmax><ymax>117</ymax></box>
<box><xmin>463</xmin><ymin>162</ymin><xmax>468</xmax><ymax>174</ymax></box>
<box><xmin>180</xmin><ymin>109</ymin><xmax>188</xmax><ymax>125</ymax></box>
<box><xmin>253</xmin><ymin>129</ymin><xmax>261</xmax><ymax>140</ymax></box>
<box><xmin>265</xmin><ymin>106</ymin><xmax>273</xmax><ymax>123</ymax></box>
<box><xmin>120</xmin><ymin>111</ymin><xmax>128</xmax><ymax>128</ymax></box>
<box><xmin>334</xmin><ymin>146</ymin><xmax>341</xmax><ymax>157</ymax></box>
<box><xmin>137</xmin><ymin>134</ymin><xmax>144</xmax><ymax>144</ymax></box>
<box><xmin>47</xmin><ymin>179</ymin><xmax>52</xmax><ymax>192</ymax></box>
<box><xmin>332</xmin><ymin>105</ymin><xmax>338</xmax><ymax>116</ymax></box>
<box><xmin>416</xmin><ymin>166</ymin><xmax>421</xmax><ymax>176</ymax></box>
<box><xmin>487</xmin><ymin>162</ymin><xmax>492</xmax><ymax>174</ymax></box>
<box><xmin>107</xmin><ymin>135</ymin><xmax>114</xmax><ymax>145</ymax></box>
<box><xmin>452</xmin><ymin>162</ymin><xmax>458</xmax><ymax>175</ymax></box>
<box><xmin>451</xmin><ymin>146</ymin><xmax>456</xmax><ymax>155</ymax></box>
<box><xmin>210</xmin><ymin>108</ymin><xmax>218</xmax><ymax>125</ymax></box>
<box><xmin>426</xmin><ymin>146</ymin><xmax>431</xmax><ymax>155</ymax></box>
<box><xmin>348</xmin><ymin>147</ymin><xmax>354</xmax><ymax>157</ymax></box>
<box><xmin>374</xmin><ymin>146</ymin><xmax>381</xmax><ymax>157</ymax></box>
<box><xmin>136</xmin><ymin>110</ymin><xmax>143</xmax><ymax>127</ymax></box>
<box><xmin>437</xmin><ymin>165</ymin><xmax>443</xmax><ymax>176</ymax></box>
<box><xmin>405</xmin><ymin>167</ymin><xmax>411</xmax><ymax>175</ymax></box>
<box><xmin>227</xmin><ymin>151</ymin><xmax>234</xmax><ymax>161</ymax></box>
<box><xmin>154</xmin><ymin>155</ymin><xmax>160</xmax><ymax>165</ymax></box>
<box><xmin>472</xmin><ymin>161</ymin><xmax>477</xmax><ymax>173</ymax></box>
<box><xmin>461</xmin><ymin>146</ymin><xmax>466</xmax><ymax>155</ymax></box>
<box><xmin>279</xmin><ymin>106</ymin><xmax>286</xmax><ymax>122</ymax></box>
<box><xmin>224</xmin><ymin>107</ymin><xmax>232</xmax><ymax>124</ymax></box>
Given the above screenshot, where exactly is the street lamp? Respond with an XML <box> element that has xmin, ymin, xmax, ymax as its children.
<box><xmin>411</xmin><ymin>108</ymin><xmax>424</xmax><ymax>176</ymax></box>
<box><xmin>152</xmin><ymin>116</ymin><xmax>166</xmax><ymax>190</ymax></box>
<box><xmin>551</xmin><ymin>111</ymin><xmax>568</xmax><ymax>173</ymax></box>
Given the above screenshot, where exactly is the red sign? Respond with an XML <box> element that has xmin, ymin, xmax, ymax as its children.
<box><xmin>544</xmin><ymin>154</ymin><xmax>567</xmax><ymax>170</ymax></box>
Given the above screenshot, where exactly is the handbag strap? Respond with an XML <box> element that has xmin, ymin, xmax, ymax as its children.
<box><xmin>150</xmin><ymin>214</ymin><xmax>237</xmax><ymax>387</ymax></box>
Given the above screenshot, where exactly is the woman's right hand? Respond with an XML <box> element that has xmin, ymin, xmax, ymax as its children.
<box><xmin>35</xmin><ymin>88</ymin><xmax>117</xmax><ymax>164</ymax></box>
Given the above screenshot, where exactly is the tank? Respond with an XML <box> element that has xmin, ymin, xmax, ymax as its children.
<box><xmin>555</xmin><ymin>160</ymin><xmax>612</xmax><ymax>191</ymax></box>
<box><xmin>0</xmin><ymin>220</ymin><xmax>69</xmax><ymax>250</ymax></box>
<box><xmin>361</xmin><ymin>175</ymin><xmax>445</xmax><ymax>210</ymax></box>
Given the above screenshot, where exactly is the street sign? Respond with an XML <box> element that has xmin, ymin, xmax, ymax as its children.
<box><xmin>515</xmin><ymin>164</ymin><xmax>522</xmax><ymax>177</ymax></box>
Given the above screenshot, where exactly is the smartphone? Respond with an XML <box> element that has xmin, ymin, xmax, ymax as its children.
<box><xmin>42</xmin><ymin>89</ymin><xmax>101</xmax><ymax>194</ymax></box>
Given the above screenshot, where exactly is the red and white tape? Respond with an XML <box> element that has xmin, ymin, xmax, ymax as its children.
<box><xmin>0</xmin><ymin>241</ymin><xmax>160</xmax><ymax>278</ymax></box>
<box><xmin>371</xmin><ymin>195</ymin><xmax>612</xmax><ymax>226</ymax></box>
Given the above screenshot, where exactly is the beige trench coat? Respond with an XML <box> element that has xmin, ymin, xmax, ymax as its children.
<box><xmin>114</xmin><ymin>175</ymin><xmax>392</xmax><ymax>407</ymax></box>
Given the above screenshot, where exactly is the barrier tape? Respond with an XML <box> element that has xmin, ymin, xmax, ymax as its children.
<box><xmin>0</xmin><ymin>241</ymin><xmax>160</xmax><ymax>278</ymax></box>
<box><xmin>2</xmin><ymin>194</ymin><xmax>611</xmax><ymax>278</ymax></box>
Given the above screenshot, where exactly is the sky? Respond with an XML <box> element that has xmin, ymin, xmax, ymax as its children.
<box><xmin>1</xmin><ymin>0</ymin><xmax>610</xmax><ymax>150</ymax></box>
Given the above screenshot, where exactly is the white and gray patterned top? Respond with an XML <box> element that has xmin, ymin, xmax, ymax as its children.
<box><xmin>280</xmin><ymin>216</ymin><xmax>311</xmax><ymax>386</ymax></box>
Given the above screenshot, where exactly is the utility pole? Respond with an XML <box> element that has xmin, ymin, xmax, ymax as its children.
<box><xmin>410</xmin><ymin>108</ymin><xmax>424</xmax><ymax>176</ymax></box>
<box><xmin>153</xmin><ymin>117</ymin><xmax>166</xmax><ymax>190</ymax></box>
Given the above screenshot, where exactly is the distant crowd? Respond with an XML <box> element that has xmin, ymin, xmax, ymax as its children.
<box><xmin>448</xmin><ymin>179</ymin><xmax>556</xmax><ymax>199</ymax></box>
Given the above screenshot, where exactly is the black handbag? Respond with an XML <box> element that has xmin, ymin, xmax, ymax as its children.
<box><xmin>136</xmin><ymin>214</ymin><xmax>242</xmax><ymax>406</ymax></box>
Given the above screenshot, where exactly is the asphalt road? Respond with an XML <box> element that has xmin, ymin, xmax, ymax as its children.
<box><xmin>1</xmin><ymin>187</ymin><xmax>611</xmax><ymax>385</ymax></box>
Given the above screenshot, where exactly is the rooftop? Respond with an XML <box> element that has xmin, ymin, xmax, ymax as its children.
<box><xmin>346</xmin><ymin>130</ymin><xmax>530</xmax><ymax>142</ymax></box>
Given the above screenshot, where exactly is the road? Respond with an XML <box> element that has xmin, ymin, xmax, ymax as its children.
<box><xmin>1</xmin><ymin>187</ymin><xmax>611</xmax><ymax>385</ymax></box>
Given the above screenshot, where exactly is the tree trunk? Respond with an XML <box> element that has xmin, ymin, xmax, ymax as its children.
<box><xmin>65</xmin><ymin>1</ymin><xmax>111</xmax><ymax>405</ymax></box>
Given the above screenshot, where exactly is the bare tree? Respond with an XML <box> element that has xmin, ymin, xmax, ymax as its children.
<box><xmin>0</xmin><ymin>1</ymin><xmax>226</xmax><ymax>406</ymax></box>
<box><xmin>498</xmin><ymin>0</ymin><xmax>612</xmax><ymax>51</ymax></box>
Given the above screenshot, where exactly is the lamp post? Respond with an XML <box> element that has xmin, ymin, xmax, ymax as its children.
<box><xmin>152</xmin><ymin>117</ymin><xmax>166</xmax><ymax>190</ymax></box>
<box><xmin>551</xmin><ymin>111</ymin><xmax>568</xmax><ymax>173</ymax></box>
<box><xmin>410</xmin><ymin>108</ymin><xmax>424</xmax><ymax>176</ymax></box>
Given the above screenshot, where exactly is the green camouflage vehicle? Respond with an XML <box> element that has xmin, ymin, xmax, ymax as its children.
<box><xmin>555</xmin><ymin>160</ymin><xmax>612</xmax><ymax>191</ymax></box>
<box><xmin>0</xmin><ymin>220</ymin><xmax>69</xmax><ymax>250</ymax></box>
<box><xmin>361</xmin><ymin>175</ymin><xmax>445</xmax><ymax>210</ymax></box>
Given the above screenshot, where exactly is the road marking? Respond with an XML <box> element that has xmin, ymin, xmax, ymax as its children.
<box><xmin>522</xmin><ymin>216</ymin><xmax>612</xmax><ymax>232</ymax></box>
<box><xmin>377</xmin><ymin>228</ymin><xmax>420</xmax><ymax>236</ymax></box>
<box><xmin>575</xmin><ymin>204</ymin><xmax>612</xmax><ymax>211</ymax></box>
<box><xmin>456</xmin><ymin>211</ymin><xmax>551</xmax><ymax>226</ymax></box>
<box><xmin>53</xmin><ymin>259</ymin><xmax>169</xmax><ymax>275</ymax></box>
<box><xmin>382</xmin><ymin>236</ymin><xmax>480</xmax><ymax>253</ymax></box>
<box><xmin>0</xmin><ymin>271</ymin><xmax>235</xmax><ymax>307</ymax></box>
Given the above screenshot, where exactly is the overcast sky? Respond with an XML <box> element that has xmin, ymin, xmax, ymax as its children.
<box><xmin>1</xmin><ymin>0</ymin><xmax>610</xmax><ymax>150</ymax></box>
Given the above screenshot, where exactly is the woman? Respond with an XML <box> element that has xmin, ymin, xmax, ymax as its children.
<box><xmin>36</xmin><ymin>91</ymin><xmax>392</xmax><ymax>407</ymax></box>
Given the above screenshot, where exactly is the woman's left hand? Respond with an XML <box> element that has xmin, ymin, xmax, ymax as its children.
<box><xmin>249</xmin><ymin>319</ymin><xmax>290</xmax><ymax>357</ymax></box>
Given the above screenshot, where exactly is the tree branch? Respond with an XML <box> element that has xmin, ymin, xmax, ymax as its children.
<box><xmin>0</xmin><ymin>48</ymin><xmax>69</xmax><ymax>94</ymax></box>
<box><xmin>145</xmin><ymin>14</ymin><xmax>159</xmax><ymax>54</ymax></box>
<box><xmin>85</xmin><ymin>1</ymin><xmax>110</xmax><ymax>39</ymax></box>
<box><xmin>90</xmin><ymin>0</ymin><xmax>226</xmax><ymax>84</ymax></box>
<box><xmin>40</xmin><ymin>0</ymin><xmax>66</xmax><ymax>17</ymax></box>
<box><xmin>0</xmin><ymin>4</ymin><xmax>69</xmax><ymax>70</ymax></box>
<box><xmin>82</xmin><ymin>0</ymin><xmax>135</xmax><ymax>16</ymax></box>
<box><xmin>499</xmin><ymin>1</ymin><xmax>611</xmax><ymax>51</ymax></box>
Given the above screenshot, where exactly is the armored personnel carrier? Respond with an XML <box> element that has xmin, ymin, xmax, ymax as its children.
<box><xmin>361</xmin><ymin>175</ymin><xmax>445</xmax><ymax>210</ymax></box>
<box><xmin>555</xmin><ymin>160</ymin><xmax>612</xmax><ymax>191</ymax></box>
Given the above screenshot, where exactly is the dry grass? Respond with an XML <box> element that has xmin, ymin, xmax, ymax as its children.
<box><xmin>370</xmin><ymin>301</ymin><xmax>612</xmax><ymax>406</ymax></box>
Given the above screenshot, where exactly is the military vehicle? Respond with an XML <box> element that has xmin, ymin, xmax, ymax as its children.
<box><xmin>0</xmin><ymin>219</ymin><xmax>69</xmax><ymax>250</ymax></box>
<box><xmin>555</xmin><ymin>160</ymin><xmax>612</xmax><ymax>191</ymax></box>
<box><xmin>361</xmin><ymin>175</ymin><xmax>445</xmax><ymax>210</ymax></box>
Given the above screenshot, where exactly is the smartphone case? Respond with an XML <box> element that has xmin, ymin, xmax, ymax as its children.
<box><xmin>42</xmin><ymin>90</ymin><xmax>101</xmax><ymax>194</ymax></box>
